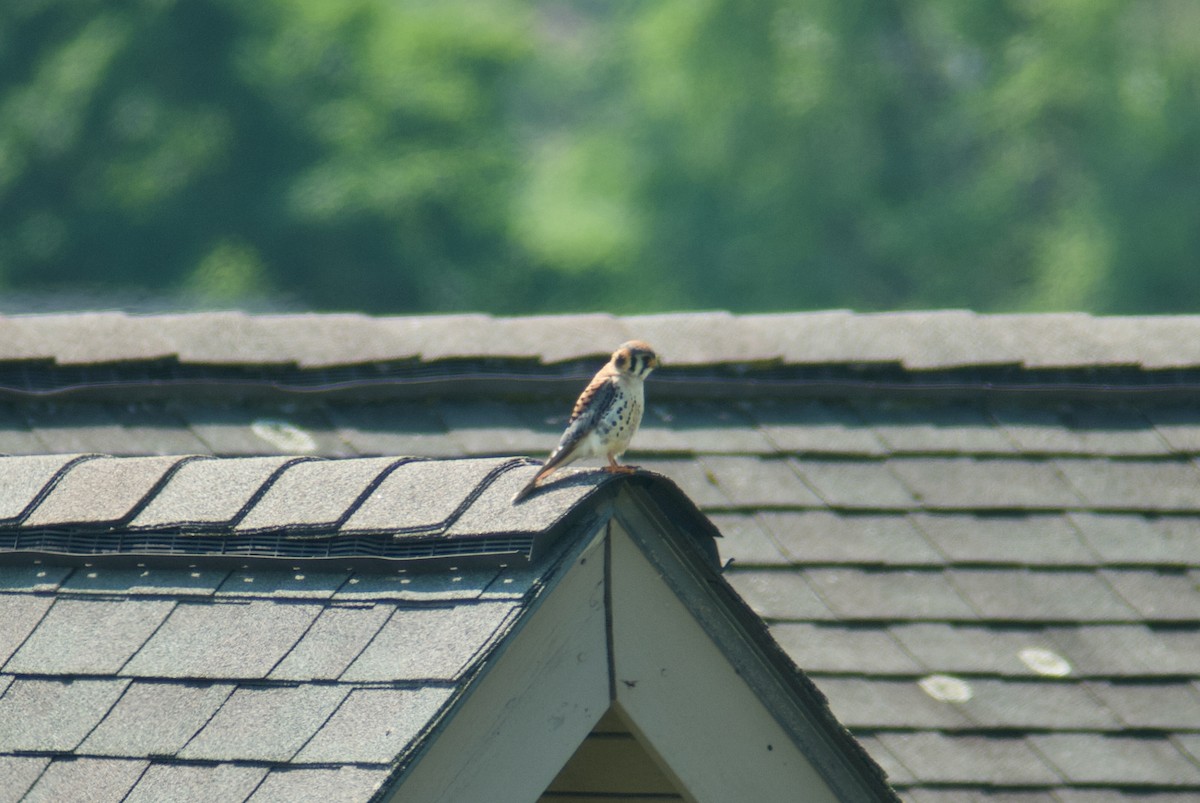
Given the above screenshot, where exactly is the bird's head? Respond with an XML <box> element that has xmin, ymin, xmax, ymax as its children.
<box><xmin>612</xmin><ymin>340</ymin><xmax>659</xmax><ymax>379</ymax></box>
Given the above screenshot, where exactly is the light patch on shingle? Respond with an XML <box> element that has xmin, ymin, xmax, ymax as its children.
<box><xmin>343</xmin><ymin>601</ymin><xmax>518</xmax><ymax>681</ymax></box>
<box><xmin>21</xmin><ymin>757</ymin><xmax>148</xmax><ymax>803</ymax></box>
<box><xmin>236</xmin><ymin>457</ymin><xmax>402</xmax><ymax>531</ymax></box>
<box><xmin>342</xmin><ymin>458</ymin><xmax>507</xmax><ymax>532</ymax></box>
<box><xmin>215</xmin><ymin>568</ymin><xmax>352</xmax><ymax>599</ymax></box>
<box><xmin>80</xmin><ymin>681</ymin><xmax>234</xmax><ymax>757</ymax></box>
<box><xmin>0</xmin><ymin>563</ymin><xmax>74</xmax><ymax>592</ymax></box>
<box><xmin>0</xmin><ymin>454</ymin><xmax>88</xmax><ymax>522</ymax></box>
<box><xmin>23</xmin><ymin>455</ymin><xmax>189</xmax><ymax>527</ymax></box>
<box><xmin>121</xmin><ymin>600</ymin><xmax>321</xmax><ymax>679</ymax></box>
<box><xmin>4</xmin><ymin>598</ymin><xmax>174</xmax><ymax>675</ymax></box>
<box><xmin>246</xmin><ymin>766</ymin><xmax>390</xmax><ymax>803</ymax></box>
<box><xmin>61</xmin><ymin>565</ymin><xmax>230</xmax><ymax>596</ymax></box>
<box><xmin>957</xmin><ymin>679</ymin><xmax>1118</xmax><ymax>730</ymax></box>
<box><xmin>130</xmin><ymin>456</ymin><xmax>294</xmax><ymax>529</ymax></box>
<box><xmin>295</xmin><ymin>686</ymin><xmax>453</xmax><ymax>763</ymax></box>
<box><xmin>812</xmin><ymin>677</ymin><xmax>971</xmax><ymax>729</ymax></box>
<box><xmin>890</xmin><ymin>624</ymin><xmax>1055</xmax><ymax>677</ymax></box>
<box><xmin>179</xmin><ymin>684</ymin><xmax>349</xmax><ymax>762</ymax></box>
<box><xmin>123</xmin><ymin>763</ymin><xmax>268</xmax><ymax>803</ymax></box>
<box><xmin>269</xmin><ymin>604</ymin><xmax>395</xmax><ymax>681</ymax></box>
<box><xmin>0</xmin><ymin>678</ymin><xmax>129</xmax><ymax>751</ymax></box>
<box><xmin>334</xmin><ymin>567</ymin><xmax>498</xmax><ymax>603</ymax></box>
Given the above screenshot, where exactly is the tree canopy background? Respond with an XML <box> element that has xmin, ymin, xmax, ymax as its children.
<box><xmin>2</xmin><ymin>0</ymin><xmax>1198</xmax><ymax>314</ymax></box>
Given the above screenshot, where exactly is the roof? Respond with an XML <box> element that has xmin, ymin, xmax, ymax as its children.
<box><xmin>1</xmin><ymin>310</ymin><xmax>1199</xmax><ymax>800</ymax></box>
<box><xmin>0</xmin><ymin>454</ymin><xmax>887</xmax><ymax>802</ymax></box>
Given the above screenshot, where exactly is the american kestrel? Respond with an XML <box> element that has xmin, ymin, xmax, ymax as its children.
<box><xmin>513</xmin><ymin>340</ymin><xmax>659</xmax><ymax>503</ymax></box>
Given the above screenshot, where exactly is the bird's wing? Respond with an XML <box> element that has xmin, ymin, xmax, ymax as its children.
<box><xmin>512</xmin><ymin>373</ymin><xmax>617</xmax><ymax>503</ymax></box>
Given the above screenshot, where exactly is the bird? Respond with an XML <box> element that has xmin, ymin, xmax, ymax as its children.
<box><xmin>513</xmin><ymin>340</ymin><xmax>659</xmax><ymax>503</ymax></box>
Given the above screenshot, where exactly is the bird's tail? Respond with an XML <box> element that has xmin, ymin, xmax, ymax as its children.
<box><xmin>512</xmin><ymin>473</ymin><xmax>541</xmax><ymax>504</ymax></box>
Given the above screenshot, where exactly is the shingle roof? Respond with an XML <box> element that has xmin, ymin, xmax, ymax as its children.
<box><xmin>1</xmin><ymin>310</ymin><xmax>1200</xmax><ymax>801</ymax></box>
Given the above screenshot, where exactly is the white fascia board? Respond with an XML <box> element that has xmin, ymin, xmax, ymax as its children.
<box><xmin>390</xmin><ymin>530</ymin><xmax>610</xmax><ymax>803</ymax></box>
<box><xmin>608</xmin><ymin>520</ymin><xmax>843</xmax><ymax>803</ymax></box>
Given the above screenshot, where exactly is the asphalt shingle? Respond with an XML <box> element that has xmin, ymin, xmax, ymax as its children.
<box><xmin>770</xmin><ymin>624</ymin><xmax>922</xmax><ymax>675</ymax></box>
<box><xmin>341</xmin><ymin>458</ymin><xmax>506</xmax><ymax>532</ymax></box>
<box><xmin>889</xmin><ymin>458</ymin><xmax>1083</xmax><ymax>510</ymax></box>
<box><xmin>334</xmin><ymin>567</ymin><xmax>498</xmax><ymax>603</ymax></box>
<box><xmin>857</xmin><ymin>401</ymin><xmax>1015</xmax><ymax>455</ymax></box>
<box><xmin>236</xmin><ymin>458</ymin><xmax>401</xmax><ymax>531</ymax></box>
<box><xmin>1101</xmin><ymin>570</ymin><xmax>1200</xmax><ymax>621</ymax></box>
<box><xmin>956</xmin><ymin>679</ymin><xmax>1119</xmax><ymax>730</ymax></box>
<box><xmin>761</xmin><ymin>511</ymin><xmax>942</xmax><ymax>566</ymax></box>
<box><xmin>269</xmin><ymin>604</ymin><xmax>395</xmax><ymax>681</ymax></box>
<box><xmin>80</xmin><ymin>682</ymin><xmax>234</xmax><ymax>757</ymax></box>
<box><xmin>295</xmin><ymin>687</ymin><xmax>453</xmax><ymax>764</ymax></box>
<box><xmin>724</xmin><ymin>571</ymin><xmax>836</xmax><ymax>621</ymax></box>
<box><xmin>1070</xmin><ymin>513</ymin><xmax>1200</xmax><ymax>566</ymax></box>
<box><xmin>641</xmin><ymin>402</ymin><xmax>776</xmax><ymax>454</ymax></box>
<box><xmin>0</xmin><ymin>594</ymin><xmax>53</xmax><ymax>666</ymax></box>
<box><xmin>246</xmin><ymin>766</ymin><xmax>390</xmax><ymax>803</ymax></box>
<box><xmin>1089</xmin><ymin>681</ymin><xmax>1200</xmax><ymax>730</ymax></box>
<box><xmin>790</xmin><ymin>459</ymin><xmax>916</xmax><ymax>509</ymax></box>
<box><xmin>1056</xmin><ymin>458</ymin><xmax>1200</xmax><ymax>511</ymax></box>
<box><xmin>130</xmin><ymin>456</ymin><xmax>295</xmax><ymax>529</ymax></box>
<box><xmin>700</xmin><ymin>455</ymin><xmax>824</xmax><ymax>508</ymax></box>
<box><xmin>342</xmin><ymin>601</ymin><xmax>518</xmax><ymax>681</ymax></box>
<box><xmin>60</xmin><ymin>565</ymin><xmax>230</xmax><ymax>597</ymax></box>
<box><xmin>805</xmin><ymin>568</ymin><xmax>978</xmax><ymax>621</ymax></box>
<box><xmin>443</xmin><ymin>462</ymin><xmax>609</xmax><ymax>537</ymax></box>
<box><xmin>708</xmin><ymin>513</ymin><xmax>791</xmax><ymax>566</ymax></box>
<box><xmin>747</xmin><ymin>400</ymin><xmax>886</xmax><ymax>456</ymax></box>
<box><xmin>0</xmin><ymin>756</ymin><xmax>49</xmax><ymax>803</ymax></box>
<box><xmin>0</xmin><ymin>678</ymin><xmax>129</xmax><ymax>752</ymax></box>
<box><xmin>23</xmin><ymin>455</ymin><xmax>188</xmax><ymax>527</ymax></box>
<box><xmin>328</xmin><ymin>402</ymin><xmax>459</xmax><ymax>458</ymax></box>
<box><xmin>123</xmin><ymin>763</ymin><xmax>269</xmax><ymax>803</ymax></box>
<box><xmin>876</xmin><ymin>732</ymin><xmax>1060</xmax><ymax>786</ymax></box>
<box><xmin>215</xmin><ymin>568</ymin><xmax>352</xmax><ymax>600</ymax></box>
<box><xmin>4</xmin><ymin>598</ymin><xmax>174</xmax><ymax>675</ymax></box>
<box><xmin>912</xmin><ymin>514</ymin><xmax>1094</xmax><ymax>566</ymax></box>
<box><xmin>1046</xmin><ymin>625</ymin><xmax>1198</xmax><ymax>678</ymax></box>
<box><xmin>0</xmin><ymin>453</ymin><xmax>86</xmax><ymax>522</ymax></box>
<box><xmin>814</xmin><ymin>677</ymin><xmax>972</xmax><ymax>729</ymax></box>
<box><xmin>180</xmin><ymin>684</ymin><xmax>350</xmax><ymax>762</ymax></box>
<box><xmin>1030</xmin><ymin>734</ymin><xmax>1200</xmax><ymax>785</ymax></box>
<box><xmin>121</xmin><ymin>600</ymin><xmax>322</xmax><ymax>679</ymax></box>
<box><xmin>991</xmin><ymin>403</ymin><xmax>1170</xmax><ymax>456</ymax></box>
<box><xmin>21</xmin><ymin>758</ymin><xmax>147</xmax><ymax>803</ymax></box>
<box><xmin>950</xmin><ymin>569</ymin><xmax>1139</xmax><ymax>622</ymax></box>
<box><xmin>890</xmin><ymin>623</ymin><xmax>1066</xmax><ymax>678</ymax></box>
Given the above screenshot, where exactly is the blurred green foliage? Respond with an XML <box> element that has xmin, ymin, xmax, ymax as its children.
<box><xmin>1</xmin><ymin>0</ymin><xmax>1198</xmax><ymax>313</ymax></box>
